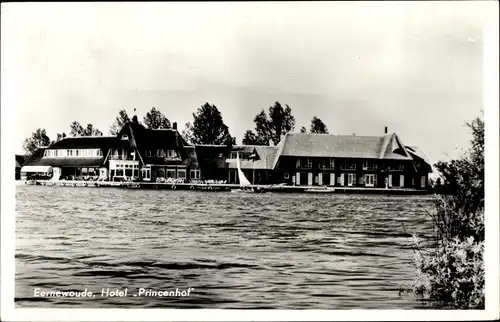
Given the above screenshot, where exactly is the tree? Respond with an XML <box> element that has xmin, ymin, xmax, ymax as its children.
<box><xmin>57</xmin><ymin>132</ymin><xmax>67</xmax><ymax>141</ymax></box>
<box><xmin>434</xmin><ymin>116</ymin><xmax>484</xmax><ymax>215</ymax></box>
<box><xmin>242</xmin><ymin>130</ymin><xmax>267</xmax><ymax>145</ymax></box>
<box><xmin>69</xmin><ymin>121</ymin><xmax>85</xmax><ymax>137</ymax></box>
<box><xmin>406</xmin><ymin>114</ymin><xmax>485</xmax><ymax>309</ymax></box>
<box><xmin>244</xmin><ymin>101</ymin><xmax>295</xmax><ymax>146</ymax></box>
<box><xmin>50</xmin><ymin>132</ymin><xmax>67</xmax><ymax>145</ymax></box>
<box><xmin>182</xmin><ymin>123</ymin><xmax>195</xmax><ymax>145</ymax></box>
<box><xmin>300</xmin><ymin>126</ymin><xmax>307</xmax><ymax>133</ymax></box>
<box><xmin>109</xmin><ymin>109</ymin><xmax>131</xmax><ymax>135</ymax></box>
<box><xmin>23</xmin><ymin>128</ymin><xmax>51</xmax><ymax>155</ymax></box>
<box><xmin>184</xmin><ymin>102</ymin><xmax>233</xmax><ymax>145</ymax></box>
<box><xmin>143</xmin><ymin>107</ymin><xmax>171</xmax><ymax>129</ymax></box>
<box><xmin>310</xmin><ymin>116</ymin><xmax>329</xmax><ymax>134</ymax></box>
<box><xmin>84</xmin><ymin>124</ymin><xmax>103</xmax><ymax>136</ymax></box>
<box><xmin>69</xmin><ymin>121</ymin><xmax>103</xmax><ymax>137</ymax></box>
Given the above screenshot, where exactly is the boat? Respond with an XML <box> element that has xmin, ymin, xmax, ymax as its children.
<box><xmin>304</xmin><ymin>187</ymin><xmax>336</xmax><ymax>193</ymax></box>
<box><xmin>231</xmin><ymin>152</ymin><xmax>259</xmax><ymax>193</ymax></box>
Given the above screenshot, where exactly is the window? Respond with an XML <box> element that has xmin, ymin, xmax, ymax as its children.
<box><xmin>348</xmin><ymin>173</ymin><xmax>356</xmax><ymax>186</ymax></box>
<box><xmin>190</xmin><ymin>169</ymin><xmax>201</xmax><ymax>180</ymax></box>
<box><xmin>166</xmin><ymin>169</ymin><xmax>176</xmax><ymax>178</ymax></box>
<box><xmin>229</xmin><ymin>151</ymin><xmax>252</xmax><ymax>160</ymax></box>
<box><xmin>365</xmin><ymin>174</ymin><xmax>375</xmax><ymax>187</ymax></box>
<box><xmin>82</xmin><ymin>168</ymin><xmax>88</xmax><ymax>175</ymax></box>
<box><xmin>146</xmin><ymin>150</ymin><xmax>152</xmax><ymax>157</ymax></box>
<box><xmin>305</xmin><ymin>158</ymin><xmax>312</xmax><ymax>169</ymax></box>
<box><xmin>178</xmin><ymin>169</ymin><xmax>186</xmax><ymax>179</ymax></box>
<box><xmin>167</xmin><ymin>150</ymin><xmax>177</xmax><ymax>158</ymax></box>
<box><xmin>284</xmin><ymin>172</ymin><xmax>289</xmax><ymax>179</ymax></box>
<box><xmin>347</xmin><ymin>161</ymin><xmax>356</xmax><ymax>170</ymax></box>
<box><xmin>190</xmin><ymin>169</ymin><xmax>196</xmax><ymax>179</ymax></box>
<box><xmin>88</xmin><ymin>168</ymin><xmax>95</xmax><ymax>176</ymax></box>
<box><xmin>133</xmin><ymin>169</ymin><xmax>139</xmax><ymax>177</ymax></box>
<box><xmin>319</xmin><ymin>159</ymin><xmax>326</xmax><ymax>169</ymax></box>
<box><xmin>329</xmin><ymin>158</ymin><xmax>334</xmax><ymax>169</ymax></box>
<box><xmin>363</xmin><ymin>161</ymin><xmax>368</xmax><ymax>170</ymax></box>
<box><xmin>296</xmin><ymin>159</ymin><xmax>301</xmax><ymax>168</ymax></box>
<box><xmin>116</xmin><ymin>169</ymin><xmax>124</xmax><ymax>177</ymax></box>
<box><xmin>125</xmin><ymin>169</ymin><xmax>132</xmax><ymax>177</ymax></box>
<box><xmin>390</xmin><ymin>163</ymin><xmax>405</xmax><ymax>171</ymax></box>
<box><xmin>121</xmin><ymin>134</ymin><xmax>129</xmax><ymax>140</ymax></box>
<box><xmin>157</xmin><ymin>149</ymin><xmax>165</xmax><ymax>157</ymax></box>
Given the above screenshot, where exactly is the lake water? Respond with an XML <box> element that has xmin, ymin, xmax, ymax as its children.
<box><xmin>15</xmin><ymin>185</ymin><xmax>437</xmax><ymax>309</ymax></box>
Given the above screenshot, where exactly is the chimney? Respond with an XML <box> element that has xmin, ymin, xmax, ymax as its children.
<box><xmin>384</xmin><ymin>126</ymin><xmax>388</xmax><ymax>134</ymax></box>
<box><xmin>173</xmin><ymin>122</ymin><xmax>177</xmax><ymax>130</ymax></box>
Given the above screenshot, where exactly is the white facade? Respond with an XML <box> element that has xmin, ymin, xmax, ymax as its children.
<box><xmin>44</xmin><ymin>149</ymin><xmax>102</xmax><ymax>158</ymax></box>
<box><xmin>109</xmin><ymin>160</ymin><xmax>140</xmax><ymax>179</ymax></box>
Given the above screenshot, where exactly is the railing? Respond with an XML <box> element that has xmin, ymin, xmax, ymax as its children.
<box><xmin>109</xmin><ymin>155</ymin><xmax>134</xmax><ymax>160</ymax></box>
<box><xmin>339</xmin><ymin>165</ymin><xmax>356</xmax><ymax>170</ymax></box>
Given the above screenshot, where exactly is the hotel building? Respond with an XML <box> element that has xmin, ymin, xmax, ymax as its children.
<box><xmin>21</xmin><ymin>121</ymin><xmax>432</xmax><ymax>189</ymax></box>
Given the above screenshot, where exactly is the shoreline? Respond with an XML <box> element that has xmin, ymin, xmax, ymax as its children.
<box><xmin>16</xmin><ymin>180</ymin><xmax>432</xmax><ymax>195</ymax></box>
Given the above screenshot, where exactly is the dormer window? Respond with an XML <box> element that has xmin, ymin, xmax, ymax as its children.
<box><xmin>157</xmin><ymin>149</ymin><xmax>166</xmax><ymax>157</ymax></box>
<box><xmin>121</xmin><ymin>134</ymin><xmax>129</xmax><ymax>140</ymax></box>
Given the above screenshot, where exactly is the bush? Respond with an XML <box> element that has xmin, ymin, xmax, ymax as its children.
<box><xmin>409</xmin><ymin>231</ymin><xmax>485</xmax><ymax>309</ymax></box>
<box><xmin>402</xmin><ymin>115</ymin><xmax>484</xmax><ymax>309</ymax></box>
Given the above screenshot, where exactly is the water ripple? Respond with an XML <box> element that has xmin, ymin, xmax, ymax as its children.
<box><xmin>16</xmin><ymin>186</ymin><xmax>435</xmax><ymax>309</ymax></box>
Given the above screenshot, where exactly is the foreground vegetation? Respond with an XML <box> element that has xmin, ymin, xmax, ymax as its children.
<box><xmin>402</xmin><ymin>115</ymin><xmax>484</xmax><ymax>309</ymax></box>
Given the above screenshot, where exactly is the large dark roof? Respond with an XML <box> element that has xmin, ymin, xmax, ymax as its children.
<box><xmin>272</xmin><ymin>132</ymin><xmax>414</xmax><ymax>168</ymax></box>
<box><xmin>49</xmin><ymin>136</ymin><xmax>120</xmax><ymax>149</ymax></box>
<box><xmin>22</xmin><ymin>148</ymin><xmax>46</xmax><ymax>167</ymax></box>
<box><xmin>119</xmin><ymin>122</ymin><xmax>189</xmax><ymax>150</ymax></box>
<box><xmin>227</xmin><ymin>145</ymin><xmax>277</xmax><ymax>170</ymax></box>
<box><xmin>406</xmin><ymin>146</ymin><xmax>432</xmax><ymax>166</ymax></box>
<box><xmin>16</xmin><ymin>154</ymin><xmax>27</xmax><ymax>166</ymax></box>
<box><xmin>27</xmin><ymin>158</ymin><xmax>103</xmax><ymax>167</ymax></box>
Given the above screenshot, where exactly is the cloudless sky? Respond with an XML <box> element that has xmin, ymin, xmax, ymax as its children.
<box><xmin>1</xmin><ymin>2</ymin><xmax>488</xmax><ymax>167</ymax></box>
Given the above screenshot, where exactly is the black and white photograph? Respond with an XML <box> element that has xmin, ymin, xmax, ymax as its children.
<box><xmin>1</xmin><ymin>1</ymin><xmax>498</xmax><ymax>321</ymax></box>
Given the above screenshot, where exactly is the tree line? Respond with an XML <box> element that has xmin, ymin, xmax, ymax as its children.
<box><xmin>22</xmin><ymin>102</ymin><xmax>330</xmax><ymax>155</ymax></box>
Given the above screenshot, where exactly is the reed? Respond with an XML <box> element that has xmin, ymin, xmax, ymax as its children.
<box><xmin>400</xmin><ymin>116</ymin><xmax>484</xmax><ymax>309</ymax></box>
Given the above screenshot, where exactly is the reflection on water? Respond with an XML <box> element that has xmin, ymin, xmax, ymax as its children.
<box><xmin>15</xmin><ymin>186</ymin><xmax>437</xmax><ymax>309</ymax></box>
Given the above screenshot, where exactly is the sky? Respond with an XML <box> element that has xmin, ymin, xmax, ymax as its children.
<box><xmin>1</xmin><ymin>2</ymin><xmax>490</xmax><ymax>167</ymax></box>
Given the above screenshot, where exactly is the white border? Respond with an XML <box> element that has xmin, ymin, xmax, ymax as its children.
<box><xmin>1</xmin><ymin>2</ymin><xmax>499</xmax><ymax>321</ymax></box>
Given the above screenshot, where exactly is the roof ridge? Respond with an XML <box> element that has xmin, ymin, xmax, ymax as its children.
<box><xmin>378</xmin><ymin>133</ymin><xmax>394</xmax><ymax>159</ymax></box>
<box><xmin>290</xmin><ymin>132</ymin><xmax>384</xmax><ymax>138</ymax></box>
<box><xmin>63</xmin><ymin>136</ymin><xmax>116</xmax><ymax>139</ymax></box>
